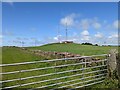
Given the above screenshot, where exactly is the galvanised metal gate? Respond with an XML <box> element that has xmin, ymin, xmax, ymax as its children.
<box><xmin>0</xmin><ymin>54</ymin><xmax>108</xmax><ymax>89</ymax></box>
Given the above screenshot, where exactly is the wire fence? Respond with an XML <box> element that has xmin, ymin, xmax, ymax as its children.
<box><xmin>0</xmin><ymin>54</ymin><xmax>108</xmax><ymax>89</ymax></box>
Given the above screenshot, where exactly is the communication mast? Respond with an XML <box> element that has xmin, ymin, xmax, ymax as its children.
<box><xmin>65</xmin><ymin>23</ymin><xmax>68</xmax><ymax>41</ymax></box>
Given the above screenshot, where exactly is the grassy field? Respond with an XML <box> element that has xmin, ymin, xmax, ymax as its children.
<box><xmin>2</xmin><ymin>46</ymin><xmax>99</xmax><ymax>89</ymax></box>
<box><xmin>27</xmin><ymin>43</ymin><xmax>117</xmax><ymax>56</ymax></box>
<box><xmin>1</xmin><ymin>43</ymin><xmax>119</xmax><ymax>89</ymax></box>
<box><xmin>2</xmin><ymin>47</ymin><xmax>50</xmax><ymax>64</ymax></box>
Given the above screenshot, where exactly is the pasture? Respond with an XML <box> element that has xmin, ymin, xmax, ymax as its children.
<box><xmin>2</xmin><ymin>47</ymin><xmax>50</xmax><ymax>64</ymax></box>
<box><xmin>27</xmin><ymin>43</ymin><xmax>117</xmax><ymax>56</ymax></box>
<box><xmin>1</xmin><ymin>43</ymin><xmax>118</xmax><ymax>89</ymax></box>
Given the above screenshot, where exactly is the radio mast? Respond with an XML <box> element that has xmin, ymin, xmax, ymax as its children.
<box><xmin>65</xmin><ymin>23</ymin><xmax>68</xmax><ymax>41</ymax></box>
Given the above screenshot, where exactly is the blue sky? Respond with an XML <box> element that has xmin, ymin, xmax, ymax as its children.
<box><xmin>2</xmin><ymin>2</ymin><xmax>118</xmax><ymax>46</ymax></box>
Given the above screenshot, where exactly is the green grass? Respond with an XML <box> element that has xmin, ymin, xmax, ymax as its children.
<box><xmin>1</xmin><ymin>44</ymin><xmax>119</xmax><ymax>89</ymax></box>
<box><xmin>2</xmin><ymin>46</ymin><xmax>86</xmax><ymax>89</ymax></box>
<box><xmin>2</xmin><ymin>47</ymin><xmax>50</xmax><ymax>64</ymax></box>
<box><xmin>87</xmin><ymin>78</ymin><xmax>119</xmax><ymax>89</ymax></box>
<box><xmin>27</xmin><ymin>43</ymin><xmax>117</xmax><ymax>56</ymax></box>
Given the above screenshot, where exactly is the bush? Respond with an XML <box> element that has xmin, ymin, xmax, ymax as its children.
<box><xmin>81</xmin><ymin>42</ymin><xmax>93</xmax><ymax>45</ymax></box>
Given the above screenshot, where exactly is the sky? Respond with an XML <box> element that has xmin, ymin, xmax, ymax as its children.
<box><xmin>1</xmin><ymin>2</ymin><xmax>119</xmax><ymax>46</ymax></box>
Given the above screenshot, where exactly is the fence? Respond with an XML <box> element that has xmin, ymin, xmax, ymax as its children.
<box><xmin>0</xmin><ymin>54</ymin><xmax>108</xmax><ymax>89</ymax></box>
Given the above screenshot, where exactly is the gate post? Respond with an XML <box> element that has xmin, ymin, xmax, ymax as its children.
<box><xmin>107</xmin><ymin>49</ymin><xmax>117</xmax><ymax>78</ymax></box>
<box><xmin>117</xmin><ymin>52</ymin><xmax>120</xmax><ymax>87</ymax></box>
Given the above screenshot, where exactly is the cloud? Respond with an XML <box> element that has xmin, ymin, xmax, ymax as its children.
<box><xmin>80</xmin><ymin>19</ymin><xmax>90</xmax><ymax>30</ymax></box>
<box><xmin>15</xmin><ymin>37</ymin><xmax>29</xmax><ymax>42</ymax></box>
<box><xmin>16</xmin><ymin>37</ymin><xmax>22</xmax><ymax>40</ymax></box>
<box><xmin>81</xmin><ymin>36</ymin><xmax>90</xmax><ymax>41</ymax></box>
<box><xmin>60</xmin><ymin>14</ymin><xmax>103</xmax><ymax>31</ymax></box>
<box><xmin>108</xmin><ymin>34</ymin><xmax>118</xmax><ymax>39</ymax></box>
<box><xmin>107</xmin><ymin>33</ymin><xmax>118</xmax><ymax>45</ymax></box>
<box><xmin>13</xmin><ymin>40</ymin><xmax>21</xmax><ymax>43</ymax></box>
<box><xmin>81</xmin><ymin>30</ymin><xmax>90</xmax><ymax>41</ymax></box>
<box><xmin>0</xmin><ymin>34</ymin><xmax>2</xmax><ymax>46</ymax></box>
<box><xmin>103</xmin><ymin>20</ymin><xmax>107</xmax><ymax>24</ymax></box>
<box><xmin>31</xmin><ymin>37</ymin><xmax>37</xmax><ymax>41</ymax></box>
<box><xmin>93</xmin><ymin>22</ymin><xmax>101</xmax><ymax>29</ymax></box>
<box><xmin>53</xmin><ymin>37</ymin><xmax>58</xmax><ymax>41</ymax></box>
<box><xmin>77</xmin><ymin>18</ymin><xmax>101</xmax><ymax>30</ymax></box>
<box><xmin>95</xmin><ymin>32</ymin><xmax>103</xmax><ymax>38</ymax></box>
<box><xmin>53</xmin><ymin>35</ymin><xmax>62</xmax><ymax>41</ymax></box>
<box><xmin>81</xmin><ymin>30</ymin><xmax>89</xmax><ymax>36</ymax></box>
<box><xmin>0</xmin><ymin>34</ymin><xmax>2</xmax><ymax>39</ymax></box>
<box><xmin>3</xmin><ymin>30</ymin><xmax>14</xmax><ymax>36</ymax></box>
<box><xmin>113</xmin><ymin>20</ymin><xmax>120</xmax><ymax>29</ymax></box>
<box><xmin>60</xmin><ymin>13</ymin><xmax>77</xmax><ymax>27</ymax></box>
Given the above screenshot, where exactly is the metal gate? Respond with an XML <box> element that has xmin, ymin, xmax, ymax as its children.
<box><xmin>0</xmin><ymin>54</ymin><xmax>108</xmax><ymax>89</ymax></box>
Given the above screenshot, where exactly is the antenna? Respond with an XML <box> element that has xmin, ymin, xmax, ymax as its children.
<box><xmin>65</xmin><ymin>23</ymin><xmax>68</xmax><ymax>41</ymax></box>
<box><xmin>58</xmin><ymin>25</ymin><xmax>60</xmax><ymax>43</ymax></box>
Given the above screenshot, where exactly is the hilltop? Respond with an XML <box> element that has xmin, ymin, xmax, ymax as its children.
<box><xmin>27</xmin><ymin>43</ymin><xmax>117</xmax><ymax>56</ymax></box>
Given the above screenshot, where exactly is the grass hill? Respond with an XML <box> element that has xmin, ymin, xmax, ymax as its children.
<box><xmin>2</xmin><ymin>43</ymin><xmax>118</xmax><ymax>64</ymax></box>
<box><xmin>27</xmin><ymin>43</ymin><xmax>117</xmax><ymax>56</ymax></box>
<box><xmin>2</xmin><ymin>47</ymin><xmax>49</xmax><ymax>64</ymax></box>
